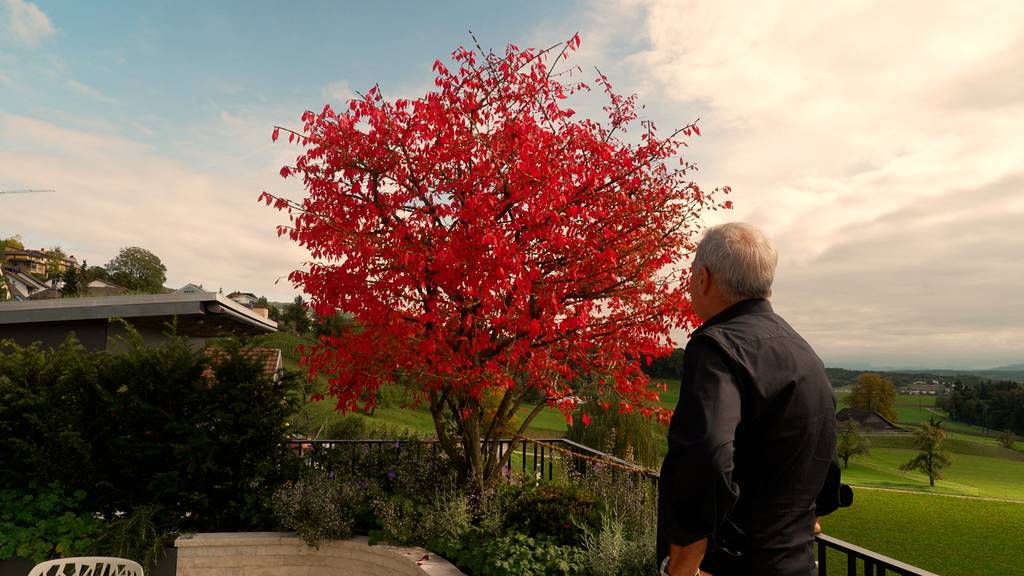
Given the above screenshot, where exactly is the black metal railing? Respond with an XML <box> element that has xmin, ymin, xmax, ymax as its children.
<box><xmin>815</xmin><ymin>533</ymin><xmax>940</xmax><ymax>576</ymax></box>
<box><xmin>288</xmin><ymin>437</ymin><xmax>938</xmax><ymax>576</ymax></box>
<box><xmin>288</xmin><ymin>436</ymin><xmax>656</xmax><ymax>480</ymax></box>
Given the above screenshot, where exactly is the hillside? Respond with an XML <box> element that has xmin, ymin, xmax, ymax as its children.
<box><xmin>825</xmin><ymin>366</ymin><xmax>1023</xmax><ymax>388</ymax></box>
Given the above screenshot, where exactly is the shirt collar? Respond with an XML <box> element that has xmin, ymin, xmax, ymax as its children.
<box><xmin>694</xmin><ymin>298</ymin><xmax>773</xmax><ymax>334</ymax></box>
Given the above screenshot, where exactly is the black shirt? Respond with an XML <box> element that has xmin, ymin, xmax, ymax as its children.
<box><xmin>657</xmin><ymin>299</ymin><xmax>836</xmax><ymax>576</ymax></box>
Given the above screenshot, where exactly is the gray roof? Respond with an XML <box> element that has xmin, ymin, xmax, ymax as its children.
<box><xmin>0</xmin><ymin>292</ymin><xmax>277</xmax><ymax>333</ymax></box>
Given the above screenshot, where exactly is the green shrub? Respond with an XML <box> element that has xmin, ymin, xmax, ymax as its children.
<box><xmin>455</xmin><ymin>532</ymin><xmax>586</xmax><ymax>576</ymax></box>
<box><xmin>0</xmin><ymin>331</ymin><xmax>302</xmax><ymax>533</ymax></box>
<box><xmin>93</xmin><ymin>506</ymin><xmax>176</xmax><ymax>573</ymax></box>
<box><xmin>582</xmin><ymin>511</ymin><xmax>655</xmax><ymax>576</ymax></box>
<box><xmin>272</xmin><ymin>472</ymin><xmax>365</xmax><ymax>547</ymax></box>
<box><xmin>0</xmin><ymin>484</ymin><xmax>106</xmax><ymax>562</ymax></box>
<box><xmin>567</xmin><ymin>402</ymin><xmax>665</xmax><ymax>467</ymax></box>
<box><xmin>503</xmin><ymin>481</ymin><xmax>601</xmax><ymax>546</ymax></box>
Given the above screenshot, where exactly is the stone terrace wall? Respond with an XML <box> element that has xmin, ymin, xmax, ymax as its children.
<box><xmin>175</xmin><ymin>533</ymin><xmax>464</xmax><ymax>576</ymax></box>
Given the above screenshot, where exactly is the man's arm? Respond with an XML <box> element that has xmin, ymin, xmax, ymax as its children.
<box><xmin>660</xmin><ymin>336</ymin><xmax>742</xmax><ymax>569</ymax></box>
<box><xmin>667</xmin><ymin>540</ymin><xmax>707</xmax><ymax>576</ymax></box>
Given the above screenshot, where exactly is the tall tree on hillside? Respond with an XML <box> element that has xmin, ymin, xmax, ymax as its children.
<box><xmin>105</xmin><ymin>246</ymin><xmax>167</xmax><ymax>293</ymax></box>
<box><xmin>261</xmin><ymin>35</ymin><xmax>726</xmax><ymax>490</ymax></box>
<box><xmin>836</xmin><ymin>420</ymin><xmax>870</xmax><ymax>469</ymax></box>
<box><xmin>45</xmin><ymin>246</ymin><xmax>68</xmax><ymax>278</ymax></box>
<box><xmin>845</xmin><ymin>373</ymin><xmax>898</xmax><ymax>421</ymax></box>
<box><xmin>2</xmin><ymin>236</ymin><xmax>24</xmax><ymax>251</ymax></box>
<box><xmin>900</xmin><ymin>418</ymin><xmax>952</xmax><ymax>487</ymax></box>
<box><xmin>61</xmin><ymin>266</ymin><xmax>81</xmax><ymax>297</ymax></box>
<box><xmin>282</xmin><ymin>295</ymin><xmax>311</xmax><ymax>335</ymax></box>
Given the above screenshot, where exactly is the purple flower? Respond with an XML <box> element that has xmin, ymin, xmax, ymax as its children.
<box><xmin>387</xmin><ymin>470</ymin><xmax>397</xmax><ymax>480</ymax></box>
<box><xmin>394</xmin><ymin>441</ymin><xmax>401</xmax><ymax>448</ymax></box>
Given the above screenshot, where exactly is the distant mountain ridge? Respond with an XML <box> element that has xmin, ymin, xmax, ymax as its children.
<box><xmin>825</xmin><ymin>366</ymin><xmax>1024</xmax><ymax>388</ymax></box>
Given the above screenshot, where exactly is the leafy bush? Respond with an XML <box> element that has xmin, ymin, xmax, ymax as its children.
<box><xmin>455</xmin><ymin>532</ymin><xmax>586</xmax><ymax>576</ymax></box>
<box><xmin>0</xmin><ymin>331</ymin><xmax>302</xmax><ymax>534</ymax></box>
<box><xmin>272</xmin><ymin>472</ymin><xmax>365</xmax><ymax>547</ymax></box>
<box><xmin>582</xmin><ymin>512</ymin><xmax>655</xmax><ymax>576</ymax></box>
<box><xmin>0</xmin><ymin>485</ymin><xmax>106</xmax><ymax>562</ymax></box>
<box><xmin>503</xmin><ymin>481</ymin><xmax>601</xmax><ymax>546</ymax></box>
<box><xmin>567</xmin><ymin>401</ymin><xmax>665</xmax><ymax>467</ymax></box>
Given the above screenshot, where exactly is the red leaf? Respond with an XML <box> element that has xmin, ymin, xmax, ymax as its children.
<box><xmin>692</xmin><ymin>124</ymin><xmax>701</xmax><ymax>136</ymax></box>
<box><xmin>272</xmin><ymin>127</ymin><xmax>280</xmax><ymax>142</ymax></box>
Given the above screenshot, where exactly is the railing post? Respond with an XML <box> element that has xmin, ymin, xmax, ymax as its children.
<box><xmin>818</xmin><ymin>540</ymin><xmax>827</xmax><ymax>575</ymax></box>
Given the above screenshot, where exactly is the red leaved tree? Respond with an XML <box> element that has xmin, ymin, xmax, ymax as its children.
<box><xmin>261</xmin><ymin>35</ymin><xmax>729</xmax><ymax>491</ymax></box>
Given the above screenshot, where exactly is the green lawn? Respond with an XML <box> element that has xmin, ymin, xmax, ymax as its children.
<box><xmin>821</xmin><ymin>489</ymin><xmax>1024</xmax><ymax>576</ymax></box>
<box><xmin>843</xmin><ymin>447</ymin><xmax>1024</xmax><ymax>500</ymax></box>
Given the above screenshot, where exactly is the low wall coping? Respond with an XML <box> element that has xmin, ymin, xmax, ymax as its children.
<box><xmin>174</xmin><ymin>532</ymin><xmax>465</xmax><ymax>576</ymax></box>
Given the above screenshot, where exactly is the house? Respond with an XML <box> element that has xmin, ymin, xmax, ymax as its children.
<box><xmin>836</xmin><ymin>407</ymin><xmax>910</xmax><ymax>434</ymax></box>
<box><xmin>1</xmin><ymin>266</ymin><xmax>50</xmax><ymax>300</ymax></box>
<box><xmin>1</xmin><ymin>248</ymin><xmax>78</xmax><ymax>277</ymax></box>
<box><xmin>83</xmin><ymin>278</ymin><xmax>129</xmax><ymax>297</ymax></box>
<box><xmin>203</xmin><ymin>347</ymin><xmax>284</xmax><ymax>382</ymax></box>
<box><xmin>226</xmin><ymin>291</ymin><xmax>259</xmax><ymax>308</ymax></box>
<box><xmin>176</xmin><ymin>283</ymin><xmax>210</xmax><ymax>294</ymax></box>
<box><xmin>907</xmin><ymin>381</ymin><xmax>947</xmax><ymax>396</ymax></box>
<box><xmin>0</xmin><ymin>292</ymin><xmax>277</xmax><ymax>351</ymax></box>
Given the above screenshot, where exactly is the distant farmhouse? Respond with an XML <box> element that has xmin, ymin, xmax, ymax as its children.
<box><xmin>836</xmin><ymin>407</ymin><xmax>910</xmax><ymax>434</ymax></box>
<box><xmin>906</xmin><ymin>381</ymin><xmax>949</xmax><ymax>396</ymax></box>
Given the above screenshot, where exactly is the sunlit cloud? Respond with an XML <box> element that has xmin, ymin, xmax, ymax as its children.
<box><xmin>2</xmin><ymin>0</ymin><xmax>56</xmax><ymax>48</ymax></box>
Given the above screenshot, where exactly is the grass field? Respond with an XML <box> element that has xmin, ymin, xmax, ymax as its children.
<box><xmin>821</xmin><ymin>488</ymin><xmax>1024</xmax><ymax>576</ymax></box>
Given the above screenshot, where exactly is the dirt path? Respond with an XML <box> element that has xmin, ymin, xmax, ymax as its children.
<box><xmin>848</xmin><ymin>484</ymin><xmax>1024</xmax><ymax>504</ymax></box>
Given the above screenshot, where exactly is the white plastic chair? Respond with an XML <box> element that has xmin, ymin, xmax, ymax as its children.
<box><xmin>27</xmin><ymin>557</ymin><xmax>144</xmax><ymax>576</ymax></box>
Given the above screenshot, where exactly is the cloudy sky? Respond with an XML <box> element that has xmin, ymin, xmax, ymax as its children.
<box><xmin>2</xmin><ymin>0</ymin><xmax>1022</xmax><ymax>369</ymax></box>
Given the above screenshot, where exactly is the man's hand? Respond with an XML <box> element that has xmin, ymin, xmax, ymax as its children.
<box><xmin>814</xmin><ymin>520</ymin><xmax>822</xmax><ymax>535</ymax></box>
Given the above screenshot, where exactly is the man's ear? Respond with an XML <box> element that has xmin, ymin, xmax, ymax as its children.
<box><xmin>696</xmin><ymin>266</ymin><xmax>710</xmax><ymax>296</ymax></box>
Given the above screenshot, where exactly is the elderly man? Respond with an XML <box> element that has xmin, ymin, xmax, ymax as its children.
<box><xmin>657</xmin><ymin>222</ymin><xmax>837</xmax><ymax>576</ymax></box>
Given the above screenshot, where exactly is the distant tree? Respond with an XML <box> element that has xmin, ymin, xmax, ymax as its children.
<box><xmin>999</xmin><ymin>429</ymin><xmax>1016</xmax><ymax>451</ymax></box>
<box><xmin>314</xmin><ymin>310</ymin><xmax>353</xmax><ymax>339</ymax></box>
<box><xmin>61</xmin><ymin>266</ymin><xmax>81</xmax><ymax>297</ymax></box>
<box><xmin>45</xmin><ymin>246</ymin><xmax>68</xmax><ymax>278</ymax></box>
<box><xmin>641</xmin><ymin>347</ymin><xmax>685</xmax><ymax>380</ymax></box>
<box><xmin>282</xmin><ymin>295</ymin><xmax>311</xmax><ymax>335</ymax></box>
<box><xmin>2</xmin><ymin>236</ymin><xmax>24</xmax><ymax>251</ymax></box>
<box><xmin>81</xmin><ymin>265</ymin><xmax>110</xmax><ymax>285</ymax></box>
<box><xmin>836</xmin><ymin>420</ymin><xmax>870</xmax><ymax>468</ymax></box>
<box><xmin>105</xmin><ymin>246</ymin><xmax>167</xmax><ymax>294</ymax></box>
<box><xmin>845</xmin><ymin>373</ymin><xmax>898</xmax><ymax>422</ymax></box>
<box><xmin>900</xmin><ymin>418</ymin><xmax>952</xmax><ymax>487</ymax></box>
<box><xmin>255</xmin><ymin>296</ymin><xmax>281</xmax><ymax>322</ymax></box>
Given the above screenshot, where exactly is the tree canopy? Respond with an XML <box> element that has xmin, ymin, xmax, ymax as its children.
<box><xmin>105</xmin><ymin>246</ymin><xmax>167</xmax><ymax>294</ymax></box>
<box><xmin>845</xmin><ymin>373</ymin><xmax>898</xmax><ymax>422</ymax></box>
<box><xmin>900</xmin><ymin>418</ymin><xmax>951</xmax><ymax>487</ymax></box>
<box><xmin>262</xmin><ymin>35</ymin><xmax>727</xmax><ymax>489</ymax></box>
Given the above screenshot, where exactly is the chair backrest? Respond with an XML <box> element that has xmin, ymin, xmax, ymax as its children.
<box><xmin>27</xmin><ymin>557</ymin><xmax>144</xmax><ymax>576</ymax></box>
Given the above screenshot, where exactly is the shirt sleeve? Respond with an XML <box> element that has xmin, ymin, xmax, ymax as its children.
<box><xmin>659</xmin><ymin>335</ymin><xmax>743</xmax><ymax>547</ymax></box>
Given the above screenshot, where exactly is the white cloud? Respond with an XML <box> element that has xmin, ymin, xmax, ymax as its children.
<box><xmin>0</xmin><ymin>113</ymin><xmax>308</xmax><ymax>301</ymax></box>
<box><xmin>2</xmin><ymin>0</ymin><xmax>56</xmax><ymax>47</ymax></box>
<box><xmin>574</xmin><ymin>0</ymin><xmax>1024</xmax><ymax>368</ymax></box>
<box><xmin>66</xmin><ymin>79</ymin><xmax>119</xmax><ymax>104</ymax></box>
<box><xmin>323</xmin><ymin>80</ymin><xmax>354</xmax><ymax>104</ymax></box>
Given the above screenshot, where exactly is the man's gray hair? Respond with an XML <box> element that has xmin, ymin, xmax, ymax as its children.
<box><xmin>693</xmin><ymin>222</ymin><xmax>778</xmax><ymax>301</ymax></box>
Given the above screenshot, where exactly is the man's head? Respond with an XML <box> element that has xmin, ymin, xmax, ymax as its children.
<box><xmin>689</xmin><ymin>222</ymin><xmax>778</xmax><ymax>321</ymax></box>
